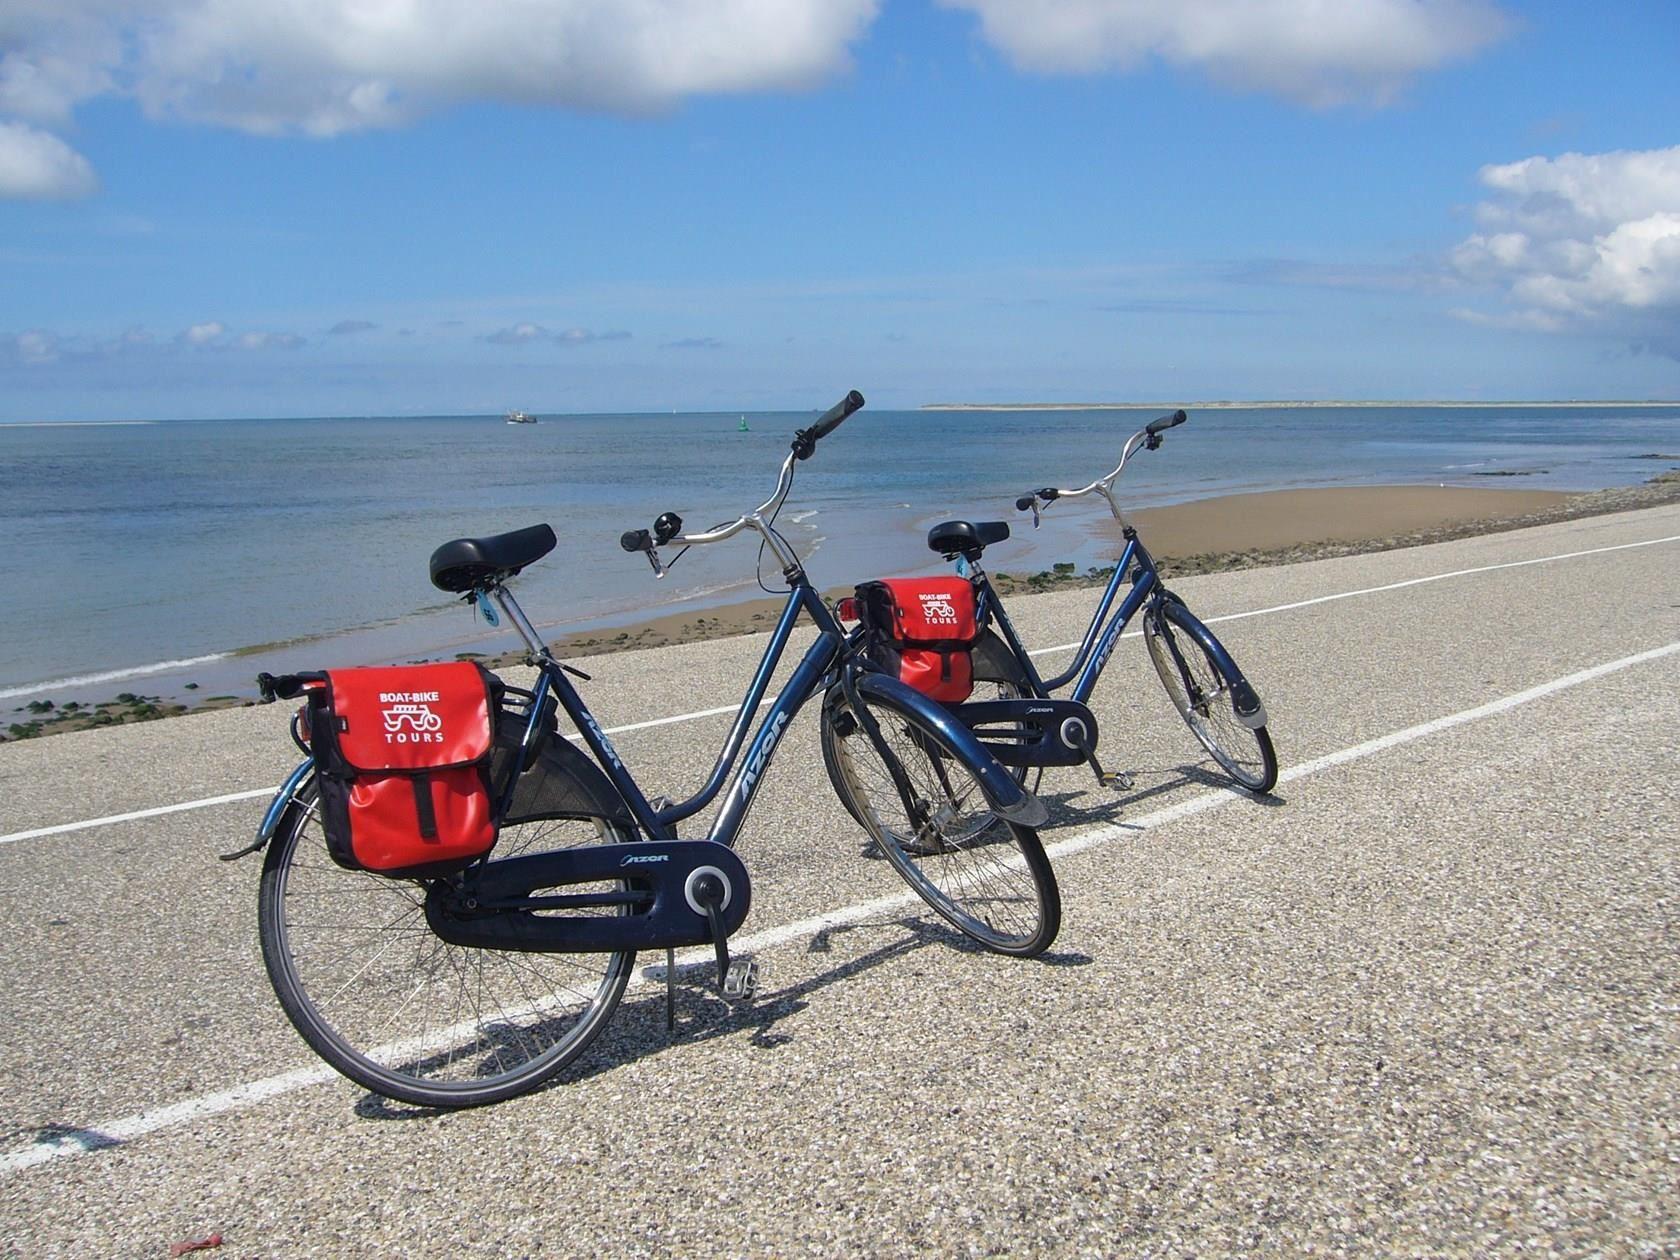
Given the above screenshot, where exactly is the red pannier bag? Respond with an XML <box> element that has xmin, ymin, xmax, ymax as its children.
<box><xmin>302</xmin><ymin>662</ymin><xmax>502</xmax><ymax>876</ymax></box>
<box><xmin>854</xmin><ymin>576</ymin><xmax>981</xmax><ymax>703</ymax></box>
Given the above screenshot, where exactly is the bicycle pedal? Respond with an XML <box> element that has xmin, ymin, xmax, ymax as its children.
<box><xmin>722</xmin><ymin>957</ymin><xmax>761</xmax><ymax>1000</ymax></box>
<box><xmin>1099</xmin><ymin>770</ymin><xmax>1134</xmax><ymax>792</ymax></box>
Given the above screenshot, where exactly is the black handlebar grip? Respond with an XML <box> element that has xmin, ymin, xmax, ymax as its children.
<box><xmin>809</xmin><ymin>389</ymin><xmax>865</xmax><ymax>441</ymax></box>
<box><xmin>620</xmin><ymin>529</ymin><xmax>651</xmax><ymax>553</ymax></box>
<box><xmin>1145</xmin><ymin>408</ymin><xmax>1187</xmax><ymax>436</ymax></box>
<box><xmin>1015</xmin><ymin>495</ymin><xmax>1036</xmax><ymax>511</ymax></box>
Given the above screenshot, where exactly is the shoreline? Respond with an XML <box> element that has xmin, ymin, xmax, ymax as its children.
<box><xmin>8</xmin><ymin>474</ymin><xmax>1679</xmax><ymax>742</ymax></box>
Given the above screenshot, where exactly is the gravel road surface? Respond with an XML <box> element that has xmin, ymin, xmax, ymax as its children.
<box><xmin>2</xmin><ymin>504</ymin><xmax>1678</xmax><ymax>1257</ymax></box>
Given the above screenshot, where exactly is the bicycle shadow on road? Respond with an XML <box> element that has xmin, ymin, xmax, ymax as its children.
<box><xmin>620</xmin><ymin>916</ymin><xmax>1093</xmax><ymax>1054</ymax></box>
<box><xmin>1036</xmin><ymin>762</ymin><xmax>1285</xmax><ymax>832</ymax></box>
<box><xmin>354</xmin><ymin>918</ymin><xmax>1095</xmax><ymax>1118</ymax></box>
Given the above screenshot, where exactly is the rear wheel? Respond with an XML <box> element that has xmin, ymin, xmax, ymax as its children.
<box><xmin>258</xmin><ymin>752</ymin><xmax>635</xmax><ymax>1109</ymax></box>
<box><xmin>1143</xmin><ymin>599</ymin><xmax>1277</xmax><ymax>793</ymax></box>
<box><xmin>821</xmin><ymin>690</ymin><xmax>1060</xmax><ymax>956</ymax></box>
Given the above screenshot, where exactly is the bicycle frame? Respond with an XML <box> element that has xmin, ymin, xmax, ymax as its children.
<box><xmin>252</xmin><ymin>404</ymin><xmax>1046</xmax><ymax>856</ymax></box>
<box><xmin>486</xmin><ymin>565</ymin><xmax>1040</xmax><ymax>851</ymax></box>
<box><xmin>977</xmin><ymin>528</ymin><xmax>1161</xmax><ymax>704</ymax></box>
<box><xmin>494</xmin><ymin>574</ymin><xmax>840</xmax><ymax>848</ymax></box>
<box><xmin>977</xmin><ymin>415</ymin><xmax>1253</xmax><ymax>707</ymax></box>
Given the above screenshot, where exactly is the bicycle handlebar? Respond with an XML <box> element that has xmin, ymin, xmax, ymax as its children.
<box><xmin>1016</xmin><ymin>409</ymin><xmax>1188</xmax><ymax>518</ymax></box>
<box><xmin>792</xmin><ymin>389</ymin><xmax>865</xmax><ymax>460</ymax></box>
<box><xmin>623</xmin><ymin>390</ymin><xmax>866</xmax><ymax>574</ymax></box>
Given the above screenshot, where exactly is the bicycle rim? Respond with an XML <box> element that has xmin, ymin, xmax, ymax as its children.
<box><xmin>825</xmin><ymin>696</ymin><xmax>1059</xmax><ymax>956</ymax></box>
<box><xmin>1143</xmin><ymin>604</ymin><xmax>1277</xmax><ymax>792</ymax></box>
<box><xmin>259</xmin><ymin>778</ymin><xmax>635</xmax><ymax>1108</ymax></box>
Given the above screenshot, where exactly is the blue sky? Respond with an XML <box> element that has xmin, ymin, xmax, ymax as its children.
<box><xmin>2</xmin><ymin>0</ymin><xmax>1678</xmax><ymax>420</ymax></box>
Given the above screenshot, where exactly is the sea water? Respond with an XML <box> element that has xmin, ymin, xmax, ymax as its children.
<box><xmin>3</xmin><ymin>405</ymin><xmax>1677</xmax><ymax>703</ymax></box>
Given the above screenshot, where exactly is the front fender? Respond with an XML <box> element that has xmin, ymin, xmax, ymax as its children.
<box><xmin>852</xmin><ymin>672</ymin><xmax>1047</xmax><ymax>828</ymax></box>
<box><xmin>260</xmin><ymin>758</ymin><xmax>316</xmax><ymax>843</ymax></box>
<box><xmin>219</xmin><ymin>757</ymin><xmax>314</xmax><ymax>861</ymax></box>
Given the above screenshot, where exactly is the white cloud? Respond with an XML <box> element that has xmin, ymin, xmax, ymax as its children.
<box><xmin>939</xmin><ymin>0</ymin><xmax>1509</xmax><ymax>106</ymax></box>
<box><xmin>10</xmin><ymin>329</ymin><xmax>60</xmax><ymax>363</ymax></box>
<box><xmin>485</xmin><ymin>323</ymin><xmax>629</xmax><ymax>346</ymax></box>
<box><xmin>1451</xmin><ymin>146</ymin><xmax>1680</xmax><ymax>349</ymax></box>
<box><xmin>485</xmin><ymin>322</ymin><xmax>549</xmax><ymax>346</ymax></box>
<box><xmin>1</xmin><ymin>1</ymin><xmax>877</xmax><ymax>143</ymax></box>
<box><xmin>236</xmin><ymin>330</ymin><xmax>307</xmax><ymax>350</ymax></box>
<box><xmin>0</xmin><ymin>119</ymin><xmax>97</xmax><ymax>198</ymax></box>
<box><xmin>557</xmin><ymin>327</ymin><xmax>630</xmax><ymax>344</ymax></box>
<box><xmin>179</xmin><ymin>321</ymin><xmax>226</xmax><ymax>346</ymax></box>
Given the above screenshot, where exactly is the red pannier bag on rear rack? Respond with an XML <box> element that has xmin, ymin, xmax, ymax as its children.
<box><xmin>299</xmin><ymin>662</ymin><xmax>503</xmax><ymax>876</ymax></box>
<box><xmin>853</xmin><ymin>576</ymin><xmax>981</xmax><ymax>704</ymax></box>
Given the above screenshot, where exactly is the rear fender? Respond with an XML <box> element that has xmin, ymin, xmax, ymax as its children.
<box><xmin>220</xmin><ymin>757</ymin><xmax>314</xmax><ymax>862</ymax></box>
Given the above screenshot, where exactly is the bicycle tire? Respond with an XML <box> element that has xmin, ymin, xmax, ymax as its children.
<box><xmin>258</xmin><ymin>753</ymin><xmax>636</xmax><ymax>1109</ymax></box>
<box><xmin>822</xmin><ymin>629</ymin><xmax>1036</xmax><ymax>834</ymax></box>
<box><xmin>820</xmin><ymin>688</ymin><xmax>1060</xmax><ymax>956</ymax></box>
<box><xmin>1142</xmin><ymin>598</ymin><xmax>1278</xmax><ymax>793</ymax></box>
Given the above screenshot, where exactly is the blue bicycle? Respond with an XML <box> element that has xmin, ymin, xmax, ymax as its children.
<box><xmin>839</xmin><ymin>410</ymin><xmax>1277</xmax><ymax>803</ymax></box>
<box><xmin>244</xmin><ymin>393</ymin><xmax>1062</xmax><ymax>1108</ymax></box>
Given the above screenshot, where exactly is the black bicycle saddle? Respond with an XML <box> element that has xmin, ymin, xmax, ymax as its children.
<box><xmin>429</xmin><ymin>523</ymin><xmax>557</xmax><ymax>592</ymax></box>
<box><xmin>927</xmin><ymin>520</ymin><xmax>1010</xmax><ymax>559</ymax></box>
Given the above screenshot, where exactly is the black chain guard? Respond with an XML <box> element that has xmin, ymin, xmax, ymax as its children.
<box><xmin>425</xmin><ymin>840</ymin><xmax>751</xmax><ymax>954</ymax></box>
<box><xmin>950</xmin><ymin>697</ymin><xmax>1099</xmax><ymax>767</ymax></box>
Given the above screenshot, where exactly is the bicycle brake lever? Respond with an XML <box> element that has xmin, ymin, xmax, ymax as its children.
<box><xmin>644</xmin><ymin>547</ymin><xmax>666</xmax><ymax>578</ymax></box>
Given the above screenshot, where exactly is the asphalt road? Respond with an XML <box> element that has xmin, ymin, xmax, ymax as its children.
<box><xmin>2</xmin><ymin>503</ymin><xmax>1678</xmax><ymax>1257</ymax></box>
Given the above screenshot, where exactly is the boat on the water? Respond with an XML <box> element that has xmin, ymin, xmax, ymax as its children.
<box><xmin>505</xmin><ymin>410</ymin><xmax>536</xmax><ymax>425</ymax></box>
<box><xmin>738</xmin><ymin>415</ymin><xmax>750</xmax><ymax>432</ymax></box>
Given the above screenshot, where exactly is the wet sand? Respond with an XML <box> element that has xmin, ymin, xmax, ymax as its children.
<box><xmin>9</xmin><ymin>475</ymin><xmax>1678</xmax><ymax>740</ymax></box>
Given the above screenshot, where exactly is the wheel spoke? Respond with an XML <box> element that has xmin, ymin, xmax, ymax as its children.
<box><xmin>258</xmin><ymin>750</ymin><xmax>637</xmax><ymax>1107</ymax></box>
<box><xmin>823</xmin><ymin>692</ymin><xmax>1058</xmax><ymax>955</ymax></box>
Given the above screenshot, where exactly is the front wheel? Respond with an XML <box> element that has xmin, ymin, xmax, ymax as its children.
<box><xmin>258</xmin><ymin>756</ymin><xmax>636</xmax><ymax>1108</ymax></box>
<box><xmin>1142</xmin><ymin>599</ymin><xmax>1278</xmax><ymax>794</ymax></box>
<box><xmin>820</xmin><ymin>690</ymin><xmax>1060</xmax><ymax>956</ymax></box>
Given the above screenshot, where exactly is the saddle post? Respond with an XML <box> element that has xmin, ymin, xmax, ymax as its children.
<box><xmin>487</xmin><ymin>584</ymin><xmax>550</xmax><ymax>660</ymax></box>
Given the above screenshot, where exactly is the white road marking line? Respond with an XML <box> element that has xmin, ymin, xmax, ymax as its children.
<box><xmin>0</xmin><ymin>704</ymin><xmax>772</xmax><ymax>847</ymax></box>
<box><xmin>4</xmin><ymin>637</ymin><xmax>1674</xmax><ymax>1178</ymax></box>
<box><xmin>1025</xmin><ymin>531</ymin><xmax>1680</xmax><ymax>657</ymax></box>
<box><xmin>0</xmin><ymin>789</ymin><xmax>279</xmax><ymax>845</ymax></box>
<box><xmin>4</xmin><ymin>530</ymin><xmax>1676</xmax><ymax>848</ymax></box>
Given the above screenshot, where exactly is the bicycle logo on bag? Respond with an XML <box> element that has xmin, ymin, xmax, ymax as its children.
<box><xmin>917</xmin><ymin>592</ymin><xmax>958</xmax><ymax>625</ymax></box>
<box><xmin>379</xmin><ymin>691</ymin><xmax>446</xmax><ymax>743</ymax></box>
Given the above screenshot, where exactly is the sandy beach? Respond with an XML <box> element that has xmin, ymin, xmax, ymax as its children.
<box><xmin>7</xmin><ymin>474</ymin><xmax>1677</xmax><ymax>741</ymax></box>
<box><xmin>543</xmin><ymin>478</ymin><xmax>1666</xmax><ymax>656</ymax></box>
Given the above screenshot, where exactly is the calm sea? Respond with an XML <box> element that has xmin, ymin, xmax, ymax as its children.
<box><xmin>4</xmin><ymin>405</ymin><xmax>1678</xmax><ymax>704</ymax></box>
